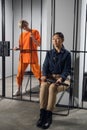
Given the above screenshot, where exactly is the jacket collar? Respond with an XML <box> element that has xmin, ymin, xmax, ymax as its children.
<box><xmin>53</xmin><ymin>45</ymin><xmax>65</xmax><ymax>54</ymax></box>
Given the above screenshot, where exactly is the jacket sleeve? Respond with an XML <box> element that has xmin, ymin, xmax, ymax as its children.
<box><xmin>42</xmin><ymin>51</ymin><xmax>49</xmax><ymax>76</ymax></box>
<box><xmin>60</xmin><ymin>52</ymin><xmax>71</xmax><ymax>81</ymax></box>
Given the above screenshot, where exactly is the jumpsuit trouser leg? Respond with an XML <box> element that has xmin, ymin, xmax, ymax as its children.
<box><xmin>16</xmin><ymin>61</ymin><xmax>29</xmax><ymax>88</ymax></box>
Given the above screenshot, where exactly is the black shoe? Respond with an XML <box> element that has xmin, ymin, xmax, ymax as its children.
<box><xmin>36</xmin><ymin>109</ymin><xmax>46</xmax><ymax>128</ymax></box>
<box><xmin>42</xmin><ymin>110</ymin><xmax>52</xmax><ymax>129</ymax></box>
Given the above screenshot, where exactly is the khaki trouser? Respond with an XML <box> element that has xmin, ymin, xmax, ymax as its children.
<box><xmin>40</xmin><ymin>75</ymin><xmax>70</xmax><ymax>111</ymax></box>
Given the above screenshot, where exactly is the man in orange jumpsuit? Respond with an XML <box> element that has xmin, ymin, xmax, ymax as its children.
<box><xmin>14</xmin><ymin>20</ymin><xmax>41</xmax><ymax>96</ymax></box>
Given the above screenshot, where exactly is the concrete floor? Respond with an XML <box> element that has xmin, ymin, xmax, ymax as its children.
<box><xmin>0</xmin><ymin>76</ymin><xmax>87</xmax><ymax>130</ymax></box>
<box><xmin>0</xmin><ymin>98</ymin><xmax>87</xmax><ymax>130</ymax></box>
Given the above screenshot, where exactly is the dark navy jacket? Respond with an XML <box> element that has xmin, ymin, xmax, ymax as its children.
<box><xmin>42</xmin><ymin>46</ymin><xmax>71</xmax><ymax>81</ymax></box>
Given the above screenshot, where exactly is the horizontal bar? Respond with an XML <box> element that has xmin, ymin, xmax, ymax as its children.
<box><xmin>71</xmin><ymin>50</ymin><xmax>87</xmax><ymax>53</ymax></box>
<box><xmin>9</xmin><ymin>48</ymin><xmax>50</xmax><ymax>52</ymax></box>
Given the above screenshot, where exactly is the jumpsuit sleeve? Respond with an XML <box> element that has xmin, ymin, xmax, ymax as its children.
<box><xmin>19</xmin><ymin>33</ymin><xmax>23</xmax><ymax>50</ymax></box>
<box><xmin>34</xmin><ymin>30</ymin><xmax>41</xmax><ymax>46</ymax></box>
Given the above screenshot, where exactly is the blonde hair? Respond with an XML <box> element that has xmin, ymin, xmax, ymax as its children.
<box><xmin>18</xmin><ymin>20</ymin><xmax>29</xmax><ymax>28</ymax></box>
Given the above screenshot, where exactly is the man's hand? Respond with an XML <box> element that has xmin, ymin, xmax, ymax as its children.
<box><xmin>41</xmin><ymin>76</ymin><xmax>47</xmax><ymax>82</ymax></box>
<box><xmin>13</xmin><ymin>47</ymin><xmax>19</xmax><ymax>51</ymax></box>
<box><xmin>30</xmin><ymin>33</ymin><xmax>40</xmax><ymax>46</ymax></box>
<box><xmin>55</xmin><ymin>77</ymin><xmax>62</xmax><ymax>85</ymax></box>
<box><xmin>30</xmin><ymin>33</ymin><xmax>35</xmax><ymax>41</ymax></box>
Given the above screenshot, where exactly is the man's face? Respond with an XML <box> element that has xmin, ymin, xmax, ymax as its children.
<box><xmin>52</xmin><ymin>34</ymin><xmax>63</xmax><ymax>49</ymax></box>
<box><xmin>22</xmin><ymin>23</ymin><xmax>29</xmax><ymax>30</ymax></box>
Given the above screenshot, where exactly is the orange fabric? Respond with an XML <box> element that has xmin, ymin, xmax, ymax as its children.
<box><xmin>16</xmin><ymin>61</ymin><xmax>41</xmax><ymax>87</ymax></box>
<box><xmin>16</xmin><ymin>29</ymin><xmax>42</xmax><ymax>87</ymax></box>
<box><xmin>16</xmin><ymin>62</ymin><xmax>28</xmax><ymax>87</ymax></box>
<box><xmin>19</xmin><ymin>29</ymin><xmax>41</xmax><ymax>63</ymax></box>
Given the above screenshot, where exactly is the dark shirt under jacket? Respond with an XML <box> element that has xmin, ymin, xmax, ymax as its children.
<box><xmin>42</xmin><ymin>46</ymin><xmax>71</xmax><ymax>81</ymax></box>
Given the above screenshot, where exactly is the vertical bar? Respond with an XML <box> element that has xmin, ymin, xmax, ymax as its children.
<box><xmin>50</xmin><ymin>0</ymin><xmax>55</xmax><ymax>49</ymax></box>
<box><xmin>73</xmin><ymin>0</ymin><xmax>79</xmax><ymax>106</ymax></box>
<box><xmin>1</xmin><ymin>0</ymin><xmax>5</xmax><ymax>97</ymax></box>
<box><xmin>12</xmin><ymin>0</ymin><xmax>14</xmax><ymax>98</ymax></box>
<box><xmin>20</xmin><ymin>0</ymin><xmax>23</xmax><ymax>100</ymax></box>
<box><xmin>72</xmin><ymin>0</ymin><xmax>77</xmax><ymax>106</ymax></box>
<box><xmin>75</xmin><ymin>0</ymin><xmax>79</xmax><ymax>107</ymax></box>
<box><xmin>73</xmin><ymin>0</ymin><xmax>76</xmax><ymax>52</ymax></box>
<box><xmin>53</xmin><ymin>0</ymin><xmax>55</xmax><ymax>35</ymax></box>
<box><xmin>75</xmin><ymin>0</ymin><xmax>79</xmax><ymax>51</ymax></box>
<box><xmin>29</xmin><ymin>0</ymin><xmax>33</xmax><ymax>101</ymax></box>
<box><xmin>50</xmin><ymin>0</ymin><xmax>53</xmax><ymax>49</ymax></box>
<box><xmin>40</xmin><ymin>0</ymin><xmax>42</xmax><ymax>80</ymax></box>
<box><xmin>82</xmin><ymin>4</ymin><xmax>87</xmax><ymax>107</ymax></box>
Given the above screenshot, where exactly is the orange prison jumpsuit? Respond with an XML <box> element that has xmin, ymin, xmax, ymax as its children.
<box><xmin>16</xmin><ymin>29</ymin><xmax>41</xmax><ymax>87</ymax></box>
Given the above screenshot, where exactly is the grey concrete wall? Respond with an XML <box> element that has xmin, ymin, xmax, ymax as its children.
<box><xmin>55</xmin><ymin>0</ymin><xmax>74</xmax><ymax>50</ymax></box>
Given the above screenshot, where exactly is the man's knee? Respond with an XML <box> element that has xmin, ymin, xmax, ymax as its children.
<box><xmin>40</xmin><ymin>82</ymin><xmax>49</xmax><ymax>90</ymax></box>
<box><xmin>49</xmin><ymin>83</ymin><xmax>57</xmax><ymax>93</ymax></box>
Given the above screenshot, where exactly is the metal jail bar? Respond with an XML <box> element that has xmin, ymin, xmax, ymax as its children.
<box><xmin>0</xmin><ymin>0</ymin><xmax>74</xmax><ymax>107</ymax></box>
<box><xmin>0</xmin><ymin>0</ymin><xmax>55</xmax><ymax>101</ymax></box>
<box><xmin>0</xmin><ymin>0</ymin><xmax>48</xmax><ymax>101</ymax></box>
<box><xmin>12</xmin><ymin>0</ymin><xmax>43</xmax><ymax>101</ymax></box>
<box><xmin>1</xmin><ymin>0</ymin><xmax>87</xmax><ymax>111</ymax></box>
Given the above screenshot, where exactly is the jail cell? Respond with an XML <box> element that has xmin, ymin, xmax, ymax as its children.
<box><xmin>0</xmin><ymin>0</ymin><xmax>87</xmax><ymax>110</ymax></box>
<box><xmin>0</xmin><ymin>0</ymin><xmax>78</xmax><ymax>105</ymax></box>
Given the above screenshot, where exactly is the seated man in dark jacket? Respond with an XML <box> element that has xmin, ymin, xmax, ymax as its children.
<box><xmin>36</xmin><ymin>32</ymin><xmax>71</xmax><ymax>129</ymax></box>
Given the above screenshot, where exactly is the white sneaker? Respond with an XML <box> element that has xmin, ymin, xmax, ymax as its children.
<box><xmin>13</xmin><ymin>90</ymin><xmax>21</xmax><ymax>96</ymax></box>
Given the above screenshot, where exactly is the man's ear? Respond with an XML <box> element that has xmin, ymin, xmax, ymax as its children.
<box><xmin>62</xmin><ymin>38</ymin><xmax>64</xmax><ymax>42</ymax></box>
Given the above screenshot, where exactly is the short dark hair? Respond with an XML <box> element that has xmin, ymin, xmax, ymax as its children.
<box><xmin>53</xmin><ymin>32</ymin><xmax>64</xmax><ymax>40</ymax></box>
